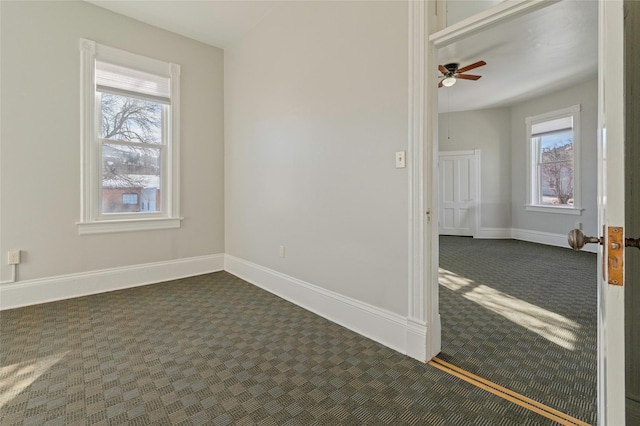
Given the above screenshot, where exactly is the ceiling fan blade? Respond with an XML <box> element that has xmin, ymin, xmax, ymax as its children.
<box><xmin>438</xmin><ymin>80</ymin><xmax>444</xmax><ymax>88</ymax></box>
<box><xmin>457</xmin><ymin>60</ymin><xmax>486</xmax><ymax>73</ymax></box>
<box><xmin>438</xmin><ymin>64</ymin><xmax>448</xmax><ymax>74</ymax></box>
<box><xmin>456</xmin><ymin>74</ymin><xmax>482</xmax><ymax>81</ymax></box>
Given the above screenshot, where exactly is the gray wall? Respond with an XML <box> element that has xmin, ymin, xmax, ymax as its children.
<box><xmin>511</xmin><ymin>79</ymin><xmax>598</xmax><ymax>237</ymax></box>
<box><xmin>0</xmin><ymin>1</ymin><xmax>225</xmax><ymax>281</ymax></box>
<box><xmin>438</xmin><ymin>107</ymin><xmax>512</xmax><ymax>230</ymax></box>
<box><xmin>224</xmin><ymin>1</ymin><xmax>409</xmax><ymax>315</ymax></box>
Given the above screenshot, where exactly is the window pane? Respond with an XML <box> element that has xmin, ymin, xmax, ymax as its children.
<box><xmin>100</xmin><ymin>93</ymin><xmax>162</xmax><ymax>144</ymax></box>
<box><xmin>122</xmin><ymin>193</ymin><xmax>138</xmax><ymax>205</ymax></box>
<box><xmin>536</xmin><ymin>129</ymin><xmax>574</xmax><ymax>206</ymax></box>
<box><xmin>539</xmin><ymin>129</ymin><xmax>573</xmax><ymax>162</ymax></box>
<box><xmin>102</xmin><ymin>144</ymin><xmax>161</xmax><ymax>214</ymax></box>
<box><xmin>540</xmin><ymin>161</ymin><xmax>573</xmax><ymax>205</ymax></box>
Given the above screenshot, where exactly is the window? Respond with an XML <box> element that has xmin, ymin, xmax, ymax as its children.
<box><xmin>526</xmin><ymin>105</ymin><xmax>581</xmax><ymax>215</ymax></box>
<box><xmin>78</xmin><ymin>39</ymin><xmax>181</xmax><ymax>234</ymax></box>
<box><xmin>122</xmin><ymin>194</ymin><xmax>139</xmax><ymax>205</ymax></box>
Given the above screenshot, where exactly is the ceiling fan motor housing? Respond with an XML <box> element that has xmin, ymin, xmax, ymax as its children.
<box><xmin>444</xmin><ymin>63</ymin><xmax>460</xmax><ymax>74</ymax></box>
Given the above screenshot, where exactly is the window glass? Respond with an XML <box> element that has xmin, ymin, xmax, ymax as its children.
<box><xmin>100</xmin><ymin>93</ymin><xmax>163</xmax><ymax>144</ymax></box>
<box><xmin>99</xmin><ymin>92</ymin><xmax>163</xmax><ymax>215</ymax></box>
<box><xmin>102</xmin><ymin>143</ymin><xmax>161</xmax><ymax>214</ymax></box>
<box><xmin>122</xmin><ymin>193</ymin><xmax>138</xmax><ymax>205</ymax></box>
<box><xmin>536</xmin><ymin>128</ymin><xmax>574</xmax><ymax>206</ymax></box>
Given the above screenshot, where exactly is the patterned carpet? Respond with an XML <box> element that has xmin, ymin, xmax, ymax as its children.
<box><xmin>439</xmin><ymin>236</ymin><xmax>597</xmax><ymax>425</ymax></box>
<box><xmin>0</xmin><ymin>241</ymin><xmax>593</xmax><ymax>425</ymax></box>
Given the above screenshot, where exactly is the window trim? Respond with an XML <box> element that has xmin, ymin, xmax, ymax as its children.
<box><xmin>525</xmin><ymin>104</ymin><xmax>583</xmax><ymax>215</ymax></box>
<box><xmin>78</xmin><ymin>39</ymin><xmax>182</xmax><ymax>235</ymax></box>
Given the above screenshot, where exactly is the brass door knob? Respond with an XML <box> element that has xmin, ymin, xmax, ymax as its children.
<box><xmin>568</xmin><ymin>228</ymin><xmax>640</xmax><ymax>250</ymax></box>
<box><xmin>568</xmin><ymin>229</ymin><xmax>602</xmax><ymax>251</ymax></box>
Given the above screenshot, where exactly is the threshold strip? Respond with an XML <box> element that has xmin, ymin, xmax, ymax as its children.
<box><xmin>428</xmin><ymin>357</ymin><xmax>590</xmax><ymax>426</ymax></box>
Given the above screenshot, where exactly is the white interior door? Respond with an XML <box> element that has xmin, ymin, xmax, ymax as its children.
<box><xmin>597</xmin><ymin>1</ymin><xmax>626</xmax><ymax>424</ymax></box>
<box><xmin>439</xmin><ymin>150</ymin><xmax>478</xmax><ymax>236</ymax></box>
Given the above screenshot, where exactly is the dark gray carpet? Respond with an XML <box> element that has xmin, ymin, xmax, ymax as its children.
<box><xmin>439</xmin><ymin>236</ymin><xmax>597</xmax><ymax>425</ymax></box>
<box><xmin>1</xmin><ymin>271</ymin><xmax>565</xmax><ymax>425</ymax></box>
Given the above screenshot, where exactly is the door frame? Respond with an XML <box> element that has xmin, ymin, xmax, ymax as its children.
<box><xmin>422</xmin><ymin>1</ymin><xmax>626</xmax><ymax>424</ymax></box>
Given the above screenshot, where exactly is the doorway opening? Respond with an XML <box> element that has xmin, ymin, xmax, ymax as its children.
<box><xmin>432</xmin><ymin>1</ymin><xmax>598</xmax><ymax>423</ymax></box>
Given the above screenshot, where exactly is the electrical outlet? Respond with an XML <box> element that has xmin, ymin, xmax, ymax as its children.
<box><xmin>8</xmin><ymin>250</ymin><xmax>21</xmax><ymax>265</ymax></box>
<box><xmin>279</xmin><ymin>245</ymin><xmax>285</xmax><ymax>258</ymax></box>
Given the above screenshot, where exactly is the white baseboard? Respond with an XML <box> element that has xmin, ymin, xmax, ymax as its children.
<box><xmin>510</xmin><ymin>228</ymin><xmax>597</xmax><ymax>253</ymax></box>
<box><xmin>476</xmin><ymin>227</ymin><xmax>512</xmax><ymax>239</ymax></box>
<box><xmin>406</xmin><ymin>318</ymin><xmax>429</xmax><ymax>361</ymax></box>
<box><xmin>224</xmin><ymin>255</ymin><xmax>409</xmax><ymax>355</ymax></box>
<box><xmin>0</xmin><ymin>254</ymin><xmax>224</xmax><ymax>310</ymax></box>
<box><xmin>472</xmin><ymin>227</ymin><xmax>596</xmax><ymax>253</ymax></box>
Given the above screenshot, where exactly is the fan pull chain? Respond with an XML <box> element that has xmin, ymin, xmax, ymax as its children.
<box><xmin>448</xmin><ymin>89</ymin><xmax>453</xmax><ymax>140</ymax></box>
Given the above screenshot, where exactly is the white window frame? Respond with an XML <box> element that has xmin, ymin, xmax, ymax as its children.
<box><xmin>78</xmin><ymin>39</ymin><xmax>182</xmax><ymax>235</ymax></box>
<box><xmin>525</xmin><ymin>104</ymin><xmax>582</xmax><ymax>216</ymax></box>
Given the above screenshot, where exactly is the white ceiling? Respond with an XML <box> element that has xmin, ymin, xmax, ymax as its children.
<box><xmin>437</xmin><ymin>0</ymin><xmax>598</xmax><ymax>112</ymax></box>
<box><xmin>86</xmin><ymin>0</ymin><xmax>283</xmax><ymax>49</ymax></box>
<box><xmin>85</xmin><ymin>0</ymin><xmax>598</xmax><ymax>113</ymax></box>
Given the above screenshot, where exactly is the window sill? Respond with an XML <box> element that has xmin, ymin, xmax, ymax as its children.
<box><xmin>525</xmin><ymin>205</ymin><xmax>583</xmax><ymax>216</ymax></box>
<box><xmin>77</xmin><ymin>217</ymin><xmax>183</xmax><ymax>235</ymax></box>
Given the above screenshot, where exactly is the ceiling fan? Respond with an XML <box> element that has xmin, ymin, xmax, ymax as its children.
<box><xmin>438</xmin><ymin>60</ymin><xmax>487</xmax><ymax>88</ymax></box>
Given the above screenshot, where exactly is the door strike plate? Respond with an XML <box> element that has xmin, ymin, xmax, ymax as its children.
<box><xmin>607</xmin><ymin>226</ymin><xmax>624</xmax><ymax>286</ymax></box>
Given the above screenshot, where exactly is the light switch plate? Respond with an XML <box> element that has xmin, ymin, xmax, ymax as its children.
<box><xmin>395</xmin><ymin>151</ymin><xmax>406</xmax><ymax>168</ymax></box>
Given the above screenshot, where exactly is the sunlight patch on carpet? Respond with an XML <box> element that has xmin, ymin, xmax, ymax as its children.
<box><xmin>440</xmin><ymin>268</ymin><xmax>579</xmax><ymax>350</ymax></box>
<box><xmin>0</xmin><ymin>352</ymin><xmax>68</xmax><ymax>409</ymax></box>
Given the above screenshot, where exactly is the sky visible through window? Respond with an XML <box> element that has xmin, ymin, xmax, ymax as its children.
<box><xmin>540</xmin><ymin>129</ymin><xmax>573</xmax><ymax>151</ymax></box>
